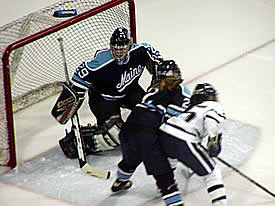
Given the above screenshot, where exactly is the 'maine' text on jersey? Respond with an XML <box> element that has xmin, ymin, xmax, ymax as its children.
<box><xmin>116</xmin><ymin>65</ymin><xmax>144</xmax><ymax>92</ymax></box>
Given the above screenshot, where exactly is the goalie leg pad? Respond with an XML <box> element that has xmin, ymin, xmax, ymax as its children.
<box><xmin>99</xmin><ymin>115</ymin><xmax>123</xmax><ymax>150</ymax></box>
<box><xmin>80</xmin><ymin>124</ymin><xmax>102</xmax><ymax>153</ymax></box>
<box><xmin>81</xmin><ymin>115</ymin><xmax>123</xmax><ymax>152</ymax></box>
<box><xmin>59</xmin><ymin>129</ymin><xmax>78</xmax><ymax>159</ymax></box>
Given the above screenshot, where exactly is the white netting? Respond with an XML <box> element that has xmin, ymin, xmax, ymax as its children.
<box><xmin>0</xmin><ymin>0</ymin><xmax>135</xmax><ymax>167</ymax></box>
<box><xmin>0</xmin><ymin>56</ymin><xmax>8</xmax><ymax>148</ymax></box>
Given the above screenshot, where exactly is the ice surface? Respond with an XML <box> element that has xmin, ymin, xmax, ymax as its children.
<box><xmin>0</xmin><ymin>119</ymin><xmax>260</xmax><ymax>206</ymax></box>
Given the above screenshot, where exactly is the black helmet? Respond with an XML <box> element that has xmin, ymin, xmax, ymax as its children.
<box><xmin>191</xmin><ymin>83</ymin><xmax>218</xmax><ymax>105</ymax></box>
<box><xmin>156</xmin><ymin>60</ymin><xmax>182</xmax><ymax>81</ymax></box>
<box><xmin>110</xmin><ymin>27</ymin><xmax>131</xmax><ymax>47</ymax></box>
<box><xmin>110</xmin><ymin>27</ymin><xmax>132</xmax><ymax>64</ymax></box>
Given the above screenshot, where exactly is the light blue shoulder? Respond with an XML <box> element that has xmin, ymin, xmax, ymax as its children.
<box><xmin>130</xmin><ymin>43</ymin><xmax>160</xmax><ymax>57</ymax></box>
<box><xmin>180</xmin><ymin>84</ymin><xmax>191</xmax><ymax>97</ymax></box>
<box><xmin>86</xmin><ymin>49</ymin><xmax>114</xmax><ymax>70</ymax></box>
<box><xmin>130</xmin><ymin>43</ymin><xmax>151</xmax><ymax>50</ymax></box>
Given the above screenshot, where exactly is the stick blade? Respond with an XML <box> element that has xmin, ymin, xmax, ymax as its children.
<box><xmin>81</xmin><ymin>163</ymin><xmax>111</xmax><ymax>179</ymax></box>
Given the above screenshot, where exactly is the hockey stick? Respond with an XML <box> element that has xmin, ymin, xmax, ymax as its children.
<box><xmin>57</xmin><ymin>37</ymin><xmax>110</xmax><ymax>179</ymax></box>
<box><xmin>216</xmin><ymin>156</ymin><xmax>275</xmax><ymax>198</ymax></box>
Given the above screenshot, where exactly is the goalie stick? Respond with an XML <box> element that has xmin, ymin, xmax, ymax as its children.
<box><xmin>57</xmin><ymin>37</ymin><xmax>110</xmax><ymax>179</ymax></box>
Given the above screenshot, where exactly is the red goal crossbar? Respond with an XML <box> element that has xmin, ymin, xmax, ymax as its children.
<box><xmin>1</xmin><ymin>0</ymin><xmax>136</xmax><ymax>168</ymax></box>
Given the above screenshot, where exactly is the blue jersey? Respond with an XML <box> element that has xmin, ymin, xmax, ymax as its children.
<box><xmin>125</xmin><ymin>84</ymin><xmax>191</xmax><ymax>128</ymax></box>
<box><xmin>166</xmin><ymin>83</ymin><xmax>191</xmax><ymax>117</ymax></box>
<box><xmin>71</xmin><ymin>43</ymin><xmax>161</xmax><ymax>101</ymax></box>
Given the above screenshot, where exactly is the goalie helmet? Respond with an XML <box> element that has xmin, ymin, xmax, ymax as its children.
<box><xmin>110</xmin><ymin>27</ymin><xmax>132</xmax><ymax>65</ymax></box>
<box><xmin>155</xmin><ymin>60</ymin><xmax>182</xmax><ymax>81</ymax></box>
<box><xmin>191</xmin><ymin>83</ymin><xmax>218</xmax><ymax>105</ymax></box>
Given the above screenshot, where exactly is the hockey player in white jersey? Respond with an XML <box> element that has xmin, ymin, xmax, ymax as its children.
<box><xmin>159</xmin><ymin>83</ymin><xmax>227</xmax><ymax>206</ymax></box>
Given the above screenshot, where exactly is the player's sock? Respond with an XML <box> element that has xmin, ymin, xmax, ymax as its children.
<box><xmin>204</xmin><ymin>166</ymin><xmax>227</xmax><ymax>206</ymax></box>
<box><xmin>161</xmin><ymin>184</ymin><xmax>184</xmax><ymax>206</ymax></box>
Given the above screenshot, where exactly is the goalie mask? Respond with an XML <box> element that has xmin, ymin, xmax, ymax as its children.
<box><xmin>191</xmin><ymin>83</ymin><xmax>218</xmax><ymax>105</ymax></box>
<box><xmin>156</xmin><ymin>60</ymin><xmax>182</xmax><ymax>81</ymax></box>
<box><xmin>110</xmin><ymin>27</ymin><xmax>132</xmax><ymax>65</ymax></box>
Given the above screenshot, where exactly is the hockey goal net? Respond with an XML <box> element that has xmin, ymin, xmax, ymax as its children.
<box><xmin>0</xmin><ymin>0</ymin><xmax>136</xmax><ymax>168</ymax></box>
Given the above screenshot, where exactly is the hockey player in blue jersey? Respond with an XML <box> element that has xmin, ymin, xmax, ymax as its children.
<box><xmin>58</xmin><ymin>27</ymin><xmax>171</xmax><ymax>155</ymax></box>
<box><xmin>110</xmin><ymin>62</ymin><xmax>190</xmax><ymax>206</ymax></box>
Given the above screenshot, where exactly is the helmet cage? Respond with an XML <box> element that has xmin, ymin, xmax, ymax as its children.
<box><xmin>191</xmin><ymin>83</ymin><xmax>218</xmax><ymax>105</ymax></box>
<box><xmin>110</xmin><ymin>43</ymin><xmax>131</xmax><ymax>60</ymax></box>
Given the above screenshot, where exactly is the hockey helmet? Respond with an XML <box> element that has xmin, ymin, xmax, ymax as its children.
<box><xmin>156</xmin><ymin>60</ymin><xmax>182</xmax><ymax>81</ymax></box>
<box><xmin>110</xmin><ymin>27</ymin><xmax>132</xmax><ymax>64</ymax></box>
<box><xmin>191</xmin><ymin>83</ymin><xmax>218</xmax><ymax>105</ymax></box>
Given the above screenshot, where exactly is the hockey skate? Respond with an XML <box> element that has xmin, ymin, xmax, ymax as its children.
<box><xmin>111</xmin><ymin>178</ymin><xmax>133</xmax><ymax>192</ymax></box>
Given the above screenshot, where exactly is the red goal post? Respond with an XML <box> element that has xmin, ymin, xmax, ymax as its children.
<box><xmin>0</xmin><ymin>0</ymin><xmax>136</xmax><ymax>168</ymax></box>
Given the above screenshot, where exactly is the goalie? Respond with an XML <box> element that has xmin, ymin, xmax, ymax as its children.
<box><xmin>55</xmin><ymin>27</ymin><xmax>179</xmax><ymax>158</ymax></box>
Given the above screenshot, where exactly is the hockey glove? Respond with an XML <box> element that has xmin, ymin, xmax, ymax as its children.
<box><xmin>207</xmin><ymin>133</ymin><xmax>222</xmax><ymax>157</ymax></box>
<box><xmin>51</xmin><ymin>83</ymin><xmax>84</xmax><ymax>125</ymax></box>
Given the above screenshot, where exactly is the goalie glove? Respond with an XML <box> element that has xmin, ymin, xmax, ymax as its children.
<box><xmin>207</xmin><ymin>133</ymin><xmax>222</xmax><ymax>157</ymax></box>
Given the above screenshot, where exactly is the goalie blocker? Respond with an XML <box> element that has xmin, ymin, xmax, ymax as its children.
<box><xmin>51</xmin><ymin>83</ymin><xmax>84</xmax><ymax>124</ymax></box>
<box><xmin>52</xmin><ymin>82</ymin><xmax>122</xmax><ymax>158</ymax></box>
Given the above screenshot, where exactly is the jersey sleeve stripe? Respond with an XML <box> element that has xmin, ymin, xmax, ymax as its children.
<box><xmin>72</xmin><ymin>74</ymin><xmax>92</xmax><ymax>89</ymax></box>
<box><xmin>205</xmin><ymin>115</ymin><xmax>221</xmax><ymax>124</ymax></box>
<box><xmin>156</xmin><ymin>104</ymin><xmax>167</xmax><ymax>114</ymax></box>
<box><xmin>140</xmin><ymin>103</ymin><xmax>166</xmax><ymax>115</ymax></box>
<box><xmin>168</xmin><ymin>104</ymin><xmax>186</xmax><ymax>112</ymax></box>
<box><xmin>166</xmin><ymin>104</ymin><xmax>185</xmax><ymax>117</ymax></box>
<box><xmin>208</xmin><ymin>109</ymin><xmax>226</xmax><ymax>119</ymax></box>
<box><xmin>166</xmin><ymin>122</ymin><xmax>198</xmax><ymax>137</ymax></box>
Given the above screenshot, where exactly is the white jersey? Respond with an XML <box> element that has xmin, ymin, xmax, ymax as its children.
<box><xmin>159</xmin><ymin>101</ymin><xmax>226</xmax><ymax>143</ymax></box>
